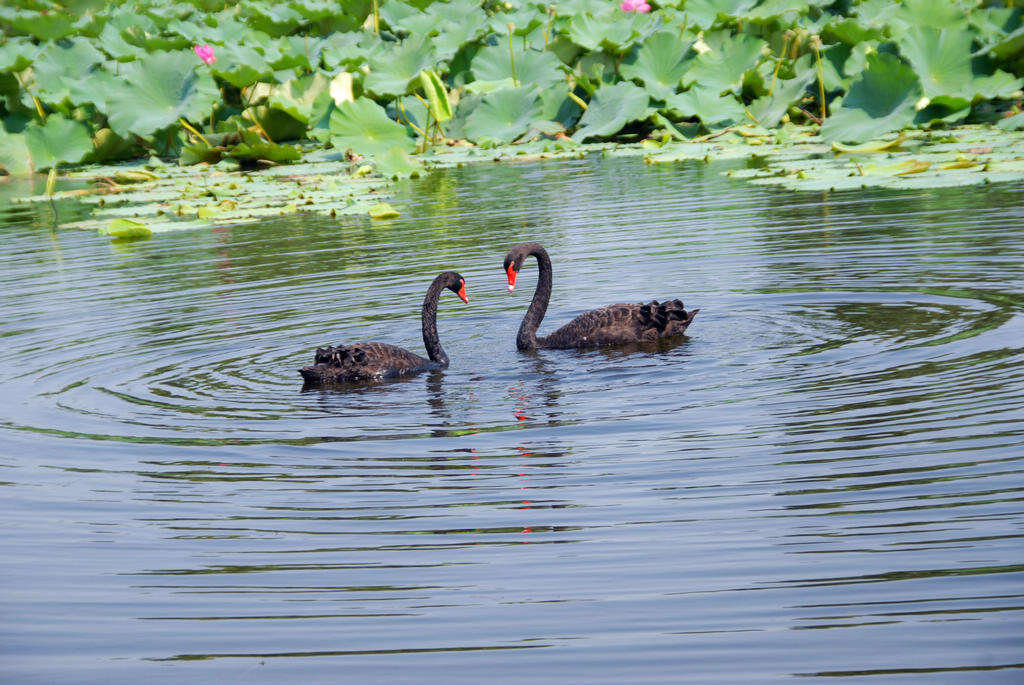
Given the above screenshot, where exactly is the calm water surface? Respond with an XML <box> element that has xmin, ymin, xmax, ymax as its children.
<box><xmin>1</xmin><ymin>157</ymin><xmax>1023</xmax><ymax>684</ymax></box>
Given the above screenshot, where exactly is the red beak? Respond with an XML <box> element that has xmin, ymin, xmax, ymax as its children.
<box><xmin>457</xmin><ymin>281</ymin><xmax>469</xmax><ymax>303</ymax></box>
<box><xmin>506</xmin><ymin>263</ymin><xmax>518</xmax><ymax>292</ymax></box>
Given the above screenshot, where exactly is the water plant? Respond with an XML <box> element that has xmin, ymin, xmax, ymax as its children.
<box><xmin>1</xmin><ymin>0</ymin><xmax>1021</xmax><ymax>233</ymax></box>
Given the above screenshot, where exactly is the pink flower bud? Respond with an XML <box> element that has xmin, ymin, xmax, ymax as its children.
<box><xmin>193</xmin><ymin>44</ymin><xmax>216</xmax><ymax>65</ymax></box>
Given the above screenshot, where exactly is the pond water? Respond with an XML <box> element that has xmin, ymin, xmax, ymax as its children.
<box><xmin>1</xmin><ymin>156</ymin><xmax>1023</xmax><ymax>684</ymax></box>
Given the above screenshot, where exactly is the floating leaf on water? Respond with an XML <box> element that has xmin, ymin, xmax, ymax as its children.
<box><xmin>894</xmin><ymin>160</ymin><xmax>932</xmax><ymax>175</ymax></box>
<box><xmin>368</xmin><ymin>202</ymin><xmax>401</xmax><ymax>219</ymax></box>
<box><xmin>98</xmin><ymin>218</ymin><xmax>153</xmax><ymax>239</ymax></box>
<box><xmin>831</xmin><ymin>134</ymin><xmax>907</xmax><ymax>154</ymax></box>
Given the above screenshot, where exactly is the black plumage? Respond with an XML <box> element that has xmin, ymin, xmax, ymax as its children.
<box><xmin>299</xmin><ymin>271</ymin><xmax>468</xmax><ymax>384</ymax></box>
<box><xmin>503</xmin><ymin>242</ymin><xmax>698</xmax><ymax>350</ymax></box>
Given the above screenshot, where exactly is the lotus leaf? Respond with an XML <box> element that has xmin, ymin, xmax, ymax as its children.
<box><xmin>24</xmin><ymin>115</ymin><xmax>93</xmax><ymax>172</ymax></box>
<box><xmin>374</xmin><ymin>147</ymin><xmax>423</xmax><ymax>179</ymax></box>
<box><xmin>568</xmin><ymin>11</ymin><xmax>657</xmax><ymax>53</ymax></box>
<box><xmin>0</xmin><ymin>37</ymin><xmax>43</xmax><ymax>72</ymax></box>
<box><xmin>619</xmin><ymin>31</ymin><xmax>696</xmax><ymax>101</ymax></box>
<box><xmin>463</xmin><ymin>86</ymin><xmax>544</xmax><ymax>144</ymax></box>
<box><xmin>471</xmin><ymin>44</ymin><xmax>566</xmax><ymax>91</ymax></box>
<box><xmin>821</xmin><ymin>52</ymin><xmax>922</xmax><ymax>144</ymax></box>
<box><xmin>103</xmin><ymin>53</ymin><xmax>220</xmax><ymax>139</ymax></box>
<box><xmin>363</xmin><ymin>34</ymin><xmax>437</xmax><ymax>99</ymax></box>
<box><xmin>29</xmin><ymin>38</ymin><xmax>106</xmax><ymax>106</ymax></box>
<box><xmin>748</xmin><ymin>72</ymin><xmax>815</xmax><ymax>128</ymax></box>
<box><xmin>211</xmin><ymin>44</ymin><xmax>274</xmax><ymax>89</ymax></box>
<box><xmin>899</xmin><ymin>27</ymin><xmax>976</xmax><ymax>99</ymax></box>
<box><xmin>5</xmin><ymin>9</ymin><xmax>76</xmax><ymax>41</ymax></box>
<box><xmin>687</xmin><ymin>32</ymin><xmax>766</xmax><ymax>95</ymax></box>
<box><xmin>328</xmin><ymin>97</ymin><xmax>416</xmax><ymax>156</ymax></box>
<box><xmin>0</xmin><ymin>130</ymin><xmax>32</xmax><ymax>176</ymax></box>
<box><xmin>663</xmin><ymin>87</ymin><xmax>746</xmax><ymax>127</ymax></box>
<box><xmin>573</xmin><ymin>82</ymin><xmax>650</xmax><ymax>142</ymax></box>
<box><xmin>99</xmin><ymin>218</ymin><xmax>152</xmax><ymax>239</ymax></box>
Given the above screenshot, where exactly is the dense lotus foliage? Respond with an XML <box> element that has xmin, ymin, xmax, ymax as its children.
<box><xmin>2</xmin><ymin>0</ymin><xmax>1022</xmax><ymax>236</ymax></box>
<box><xmin>1</xmin><ymin>0</ymin><xmax>1022</xmax><ymax>177</ymax></box>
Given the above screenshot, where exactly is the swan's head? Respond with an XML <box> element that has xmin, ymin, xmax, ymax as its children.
<box><xmin>446</xmin><ymin>273</ymin><xmax>469</xmax><ymax>303</ymax></box>
<box><xmin>503</xmin><ymin>252</ymin><xmax>524</xmax><ymax>292</ymax></box>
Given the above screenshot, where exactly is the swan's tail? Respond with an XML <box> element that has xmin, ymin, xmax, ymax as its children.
<box><xmin>639</xmin><ymin>299</ymin><xmax>699</xmax><ymax>336</ymax></box>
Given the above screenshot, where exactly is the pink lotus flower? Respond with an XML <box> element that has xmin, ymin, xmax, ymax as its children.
<box><xmin>193</xmin><ymin>44</ymin><xmax>216</xmax><ymax>65</ymax></box>
<box><xmin>620</xmin><ymin>0</ymin><xmax>651</xmax><ymax>12</ymax></box>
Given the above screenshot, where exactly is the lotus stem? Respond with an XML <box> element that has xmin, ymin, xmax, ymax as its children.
<box><xmin>178</xmin><ymin>118</ymin><xmax>210</xmax><ymax>147</ymax></box>
<box><xmin>812</xmin><ymin>35</ymin><xmax>826</xmax><ymax>122</ymax></box>
<box><xmin>372</xmin><ymin>0</ymin><xmax>379</xmax><ymax>35</ymax></box>
<box><xmin>742</xmin><ymin>103</ymin><xmax>760</xmax><ymax>126</ymax></box>
<box><xmin>768</xmin><ymin>35</ymin><xmax>790</xmax><ymax>98</ymax></box>
<box><xmin>243</xmin><ymin>110</ymin><xmax>273</xmax><ymax>143</ymax></box>
<box><xmin>46</xmin><ymin>165</ymin><xmax>58</xmax><ymax>225</ymax></box>
<box><xmin>399</xmin><ymin>100</ymin><xmax>427</xmax><ymax>138</ymax></box>
<box><xmin>508</xmin><ymin>23</ymin><xmax>518</xmax><ymax>87</ymax></box>
<box><xmin>568</xmin><ymin>90</ymin><xmax>588</xmax><ymax>110</ymax></box>
<box><xmin>544</xmin><ymin>5</ymin><xmax>556</xmax><ymax>50</ymax></box>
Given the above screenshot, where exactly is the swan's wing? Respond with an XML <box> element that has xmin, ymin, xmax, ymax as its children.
<box><xmin>541</xmin><ymin>300</ymin><xmax>697</xmax><ymax>348</ymax></box>
<box><xmin>307</xmin><ymin>342</ymin><xmax>429</xmax><ymax>379</ymax></box>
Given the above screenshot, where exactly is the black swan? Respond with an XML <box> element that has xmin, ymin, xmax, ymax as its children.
<box><xmin>299</xmin><ymin>271</ymin><xmax>468</xmax><ymax>384</ymax></box>
<box><xmin>503</xmin><ymin>242</ymin><xmax>698</xmax><ymax>350</ymax></box>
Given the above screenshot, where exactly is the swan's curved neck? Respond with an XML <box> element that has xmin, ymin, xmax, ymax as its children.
<box><xmin>421</xmin><ymin>276</ymin><xmax>449</xmax><ymax>365</ymax></box>
<box><xmin>517</xmin><ymin>243</ymin><xmax>552</xmax><ymax>351</ymax></box>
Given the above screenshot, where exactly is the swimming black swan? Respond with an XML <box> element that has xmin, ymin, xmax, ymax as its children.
<box><xmin>503</xmin><ymin>242</ymin><xmax>698</xmax><ymax>350</ymax></box>
<box><xmin>299</xmin><ymin>271</ymin><xmax>468</xmax><ymax>383</ymax></box>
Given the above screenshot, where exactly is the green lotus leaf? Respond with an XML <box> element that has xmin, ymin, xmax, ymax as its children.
<box><xmin>379</xmin><ymin>0</ymin><xmax>422</xmax><ymax>30</ymax></box>
<box><xmin>104</xmin><ymin>52</ymin><xmax>220</xmax><ymax>139</ymax></box>
<box><xmin>899</xmin><ymin>27</ymin><xmax>975</xmax><ymax>99</ymax></box>
<box><xmin>99</xmin><ymin>218</ymin><xmax>153</xmax><ymax>239</ymax></box>
<box><xmin>677</xmin><ymin>0</ymin><xmax>750</xmax><ymax>29</ymax></box>
<box><xmin>369</xmin><ymin>202</ymin><xmax>401</xmax><ymax>220</ymax></box>
<box><xmin>374</xmin><ymin>146</ymin><xmax>423</xmax><ymax>180</ymax></box>
<box><xmin>227</xmin><ymin>131</ymin><xmax>303</xmax><ymax>164</ymax></box>
<box><xmin>328</xmin><ymin>97</ymin><xmax>416</xmax><ymax>156</ymax></box>
<box><xmin>970</xmin><ymin>70</ymin><xmax>1024</xmax><ymax>100</ymax></box>
<box><xmin>0</xmin><ymin>130</ymin><xmax>32</xmax><ymax>176</ymax></box>
<box><xmin>471</xmin><ymin>44</ymin><xmax>566</xmax><ymax>91</ymax></box>
<box><xmin>573</xmin><ymin>81</ymin><xmax>650</xmax><ymax>143</ymax></box>
<box><xmin>364</xmin><ymin>34</ymin><xmax>437</xmax><ymax>98</ymax></box>
<box><xmin>211</xmin><ymin>44</ymin><xmax>273</xmax><ymax>88</ymax></box>
<box><xmin>748</xmin><ymin>72</ymin><xmax>815</xmax><ymax>128</ymax></box>
<box><xmin>91</xmin><ymin>127</ymin><xmax>143</xmax><ymax>163</ymax></box>
<box><xmin>120</xmin><ymin>24</ymin><xmax>191</xmax><ymax>52</ymax></box>
<box><xmin>997</xmin><ymin>111</ymin><xmax>1024</xmax><ymax>131</ymax></box>
<box><xmin>620</xmin><ymin>31</ymin><xmax>696</xmax><ymax>101</ymax></box>
<box><xmin>746</xmin><ymin>0</ymin><xmax>832</xmax><ymax>20</ymax></box>
<box><xmin>0</xmin><ymin>37</ymin><xmax>44</xmax><ymax>72</ymax></box>
<box><xmin>30</xmin><ymin>38</ymin><xmax>106</xmax><ymax>106</ymax></box>
<box><xmin>96</xmin><ymin>21</ymin><xmax>147</xmax><ymax>62</ymax></box>
<box><xmin>5</xmin><ymin>9</ymin><xmax>76</xmax><ymax>41</ymax></box>
<box><xmin>463</xmin><ymin>86</ymin><xmax>544</xmax><ymax>144</ymax></box>
<box><xmin>914</xmin><ymin>95</ymin><xmax>971</xmax><ymax>126</ymax></box>
<box><xmin>568</xmin><ymin>11</ymin><xmax>658</xmax><ymax>53</ymax></box>
<box><xmin>321</xmin><ymin>31</ymin><xmax>378</xmax><ymax>70</ymax></box>
<box><xmin>420</xmin><ymin>69</ymin><xmax>453</xmax><ymax>124</ymax></box>
<box><xmin>890</xmin><ymin>0</ymin><xmax>968</xmax><ymax>34</ymax></box>
<box><xmin>663</xmin><ymin>86</ymin><xmax>746</xmax><ymax>127</ymax></box>
<box><xmin>24</xmin><ymin>115</ymin><xmax>93</xmax><ymax>171</ymax></box>
<box><xmin>687</xmin><ymin>32</ymin><xmax>767</xmax><ymax>95</ymax></box>
<box><xmin>822</xmin><ymin>18</ymin><xmax>887</xmax><ymax>46</ymax></box>
<box><xmin>243</xmin><ymin>33</ymin><xmax>315</xmax><ymax>72</ymax></box>
<box><xmin>260</xmin><ymin>72</ymin><xmax>334</xmax><ymax>124</ymax></box>
<box><xmin>821</xmin><ymin>52</ymin><xmax>922</xmax><ymax>144</ymax></box>
<box><xmin>972</xmin><ymin>11</ymin><xmax>1024</xmax><ymax>60</ymax></box>
<box><xmin>203</xmin><ymin>9</ymin><xmax>252</xmax><ymax>46</ymax></box>
<box><xmin>242</xmin><ymin>3</ymin><xmax>303</xmax><ymax>37</ymax></box>
<box><xmin>247</xmin><ymin>106</ymin><xmax>308</xmax><ymax>142</ymax></box>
